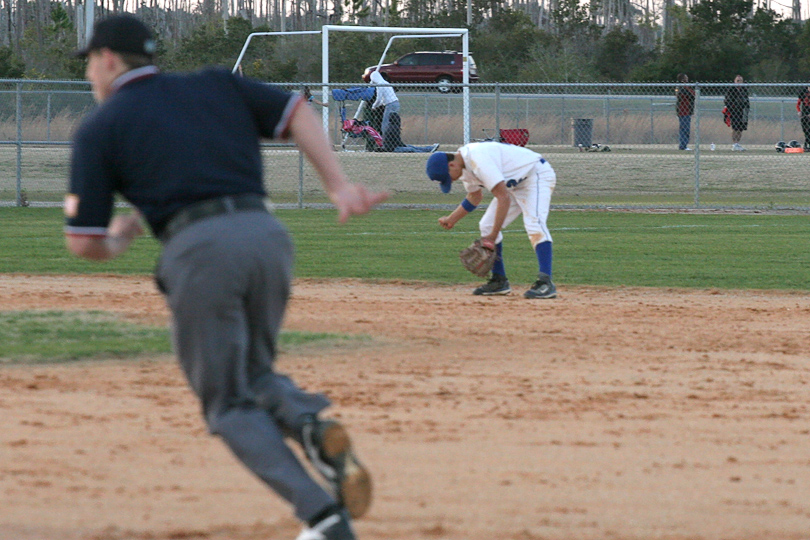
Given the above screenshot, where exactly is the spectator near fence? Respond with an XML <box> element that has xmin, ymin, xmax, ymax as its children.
<box><xmin>369</xmin><ymin>70</ymin><xmax>399</xmax><ymax>141</ymax></box>
<box><xmin>725</xmin><ymin>75</ymin><xmax>750</xmax><ymax>152</ymax></box>
<box><xmin>380</xmin><ymin>112</ymin><xmax>440</xmax><ymax>153</ymax></box>
<box><xmin>675</xmin><ymin>73</ymin><xmax>695</xmax><ymax>151</ymax></box>
<box><xmin>303</xmin><ymin>86</ymin><xmax>327</xmax><ymax>108</ymax></box>
<box><xmin>798</xmin><ymin>86</ymin><xmax>810</xmax><ymax>151</ymax></box>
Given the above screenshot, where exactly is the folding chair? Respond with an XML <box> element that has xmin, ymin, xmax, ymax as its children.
<box><xmin>331</xmin><ymin>87</ymin><xmax>383</xmax><ymax>151</ymax></box>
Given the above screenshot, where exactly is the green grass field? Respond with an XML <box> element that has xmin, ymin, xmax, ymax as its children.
<box><xmin>2</xmin><ymin>207</ymin><xmax>809</xmax><ymax>290</ymax></box>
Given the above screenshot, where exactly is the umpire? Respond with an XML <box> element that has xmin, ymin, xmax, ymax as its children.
<box><xmin>65</xmin><ymin>15</ymin><xmax>386</xmax><ymax>540</ymax></box>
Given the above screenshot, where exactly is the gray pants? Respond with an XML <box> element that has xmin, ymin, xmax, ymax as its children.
<box><xmin>155</xmin><ymin>210</ymin><xmax>335</xmax><ymax>522</ymax></box>
<box><xmin>380</xmin><ymin>100</ymin><xmax>400</xmax><ymax>140</ymax></box>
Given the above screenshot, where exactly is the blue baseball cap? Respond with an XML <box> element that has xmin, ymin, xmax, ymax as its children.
<box><xmin>426</xmin><ymin>152</ymin><xmax>452</xmax><ymax>193</ymax></box>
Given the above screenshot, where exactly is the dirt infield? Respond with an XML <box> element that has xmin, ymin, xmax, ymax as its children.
<box><xmin>1</xmin><ymin>274</ymin><xmax>810</xmax><ymax>540</ymax></box>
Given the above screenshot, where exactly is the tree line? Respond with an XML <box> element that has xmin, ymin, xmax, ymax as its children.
<box><xmin>1</xmin><ymin>0</ymin><xmax>810</xmax><ymax>83</ymax></box>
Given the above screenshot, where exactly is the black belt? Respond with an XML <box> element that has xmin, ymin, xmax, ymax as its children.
<box><xmin>158</xmin><ymin>194</ymin><xmax>268</xmax><ymax>243</ymax></box>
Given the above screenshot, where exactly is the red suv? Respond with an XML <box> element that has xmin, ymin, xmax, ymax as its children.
<box><xmin>362</xmin><ymin>51</ymin><xmax>479</xmax><ymax>93</ymax></box>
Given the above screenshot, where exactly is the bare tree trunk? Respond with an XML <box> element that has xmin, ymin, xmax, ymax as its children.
<box><xmin>661</xmin><ymin>0</ymin><xmax>673</xmax><ymax>46</ymax></box>
<box><xmin>14</xmin><ymin>0</ymin><xmax>25</xmax><ymax>51</ymax></box>
<box><xmin>0</xmin><ymin>0</ymin><xmax>8</xmax><ymax>47</ymax></box>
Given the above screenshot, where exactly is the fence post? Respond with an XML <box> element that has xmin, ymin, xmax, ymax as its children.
<box><xmin>693</xmin><ymin>84</ymin><xmax>701</xmax><ymax>208</ymax></box>
<box><xmin>605</xmin><ymin>88</ymin><xmax>611</xmax><ymax>144</ymax></box>
<box><xmin>423</xmin><ymin>94</ymin><xmax>429</xmax><ymax>144</ymax></box>
<box><xmin>649</xmin><ymin>98</ymin><xmax>655</xmax><ymax>143</ymax></box>
<box><xmin>495</xmin><ymin>83</ymin><xmax>501</xmax><ymax>135</ymax></box>
<box><xmin>15</xmin><ymin>82</ymin><xmax>23</xmax><ymax>207</ymax></box>
<box><xmin>525</xmin><ymin>93</ymin><xmax>529</xmax><ymax>127</ymax></box>
<box><xmin>298</xmin><ymin>148</ymin><xmax>304</xmax><ymax>209</ymax></box>
<box><xmin>47</xmin><ymin>92</ymin><xmax>52</xmax><ymax>142</ymax></box>
<box><xmin>780</xmin><ymin>99</ymin><xmax>785</xmax><ymax>142</ymax></box>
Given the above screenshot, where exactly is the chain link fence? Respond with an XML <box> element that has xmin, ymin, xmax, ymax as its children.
<box><xmin>3</xmin><ymin>79</ymin><xmax>809</xmax><ymax>211</ymax></box>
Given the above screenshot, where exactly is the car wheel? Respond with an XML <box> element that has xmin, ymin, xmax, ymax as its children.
<box><xmin>436</xmin><ymin>76</ymin><xmax>453</xmax><ymax>93</ymax></box>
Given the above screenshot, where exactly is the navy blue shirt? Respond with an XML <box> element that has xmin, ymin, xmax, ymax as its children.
<box><xmin>66</xmin><ymin>66</ymin><xmax>301</xmax><ymax>236</ymax></box>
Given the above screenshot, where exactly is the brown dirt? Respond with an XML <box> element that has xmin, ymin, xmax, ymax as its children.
<box><xmin>1</xmin><ymin>274</ymin><xmax>810</xmax><ymax>540</ymax></box>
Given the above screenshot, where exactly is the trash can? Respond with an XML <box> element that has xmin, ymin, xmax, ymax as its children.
<box><xmin>571</xmin><ymin>118</ymin><xmax>593</xmax><ymax>148</ymax></box>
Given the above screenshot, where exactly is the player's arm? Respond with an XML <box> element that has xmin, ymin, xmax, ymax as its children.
<box><xmin>438</xmin><ymin>190</ymin><xmax>483</xmax><ymax>230</ymax></box>
<box><xmin>288</xmin><ymin>101</ymin><xmax>388</xmax><ymax>223</ymax></box>
<box><xmin>481</xmin><ymin>181</ymin><xmax>510</xmax><ymax>244</ymax></box>
<box><xmin>65</xmin><ymin>212</ymin><xmax>144</xmax><ymax>261</ymax></box>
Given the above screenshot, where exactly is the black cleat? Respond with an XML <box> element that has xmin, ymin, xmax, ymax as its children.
<box><xmin>524</xmin><ymin>273</ymin><xmax>558</xmax><ymax>299</ymax></box>
<box><xmin>472</xmin><ymin>274</ymin><xmax>511</xmax><ymax>296</ymax></box>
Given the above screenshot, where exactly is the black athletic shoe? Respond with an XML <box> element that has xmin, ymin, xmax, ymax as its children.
<box><xmin>302</xmin><ymin>418</ymin><xmax>372</xmax><ymax>519</ymax></box>
<box><xmin>296</xmin><ymin>508</ymin><xmax>356</xmax><ymax>540</ymax></box>
<box><xmin>524</xmin><ymin>273</ymin><xmax>557</xmax><ymax>299</ymax></box>
<box><xmin>472</xmin><ymin>274</ymin><xmax>511</xmax><ymax>296</ymax></box>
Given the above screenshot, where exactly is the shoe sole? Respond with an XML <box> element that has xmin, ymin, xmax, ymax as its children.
<box><xmin>524</xmin><ymin>290</ymin><xmax>557</xmax><ymax>299</ymax></box>
<box><xmin>321</xmin><ymin>423</ymin><xmax>373</xmax><ymax>519</ymax></box>
<box><xmin>473</xmin><ymin>288</ymin><xmax>512</xmax><ymax>296</ymax></box>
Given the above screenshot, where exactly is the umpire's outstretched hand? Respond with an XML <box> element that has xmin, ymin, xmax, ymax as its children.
<box><xmin>329</xmin><ymin>183</ymin><xmax>389</xmax><ymax>223</ymax></box>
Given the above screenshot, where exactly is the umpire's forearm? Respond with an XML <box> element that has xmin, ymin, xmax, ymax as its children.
<box><xmin>65</xmin><ymin>234</ymin><xmax>132</xmax><ymax>261</ymax></box>
<box><xmin>65</xmin><ymin>212</ymin><xmax>143</xmax><ymax>261</ymax></box>
<box><xmin>289</xmin><ymin>102</ymin><xmax>350</xmax><ymax>194</ymax></box>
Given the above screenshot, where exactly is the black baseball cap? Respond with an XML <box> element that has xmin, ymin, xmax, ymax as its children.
<box><xmin>74</xmin><ymin>15</ymin><xmax>157</xmax><ymax>58</ymax></box>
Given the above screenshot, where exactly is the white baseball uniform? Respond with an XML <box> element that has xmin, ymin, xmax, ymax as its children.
<box><xmin>458</xmin><ymin>142</ymin><xmax>556</xmax><ymax>247</ymax></box>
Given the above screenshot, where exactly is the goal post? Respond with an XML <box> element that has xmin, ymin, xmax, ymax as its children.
<box><xmin>234</xmin><ymin>25</ymin><xmax>472</xmax><ymax>144</ymax></box>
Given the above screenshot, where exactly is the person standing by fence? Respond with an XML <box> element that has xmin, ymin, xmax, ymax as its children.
<box><xmin>675</xmin><ymin>73</ymin><xmax>695</xmax><ymax>151</ymax></box>
<box><xmin>725</xmin><ymin>75</ymin><xmax>750</xmax><ymax>151</ymax></box>
<box><xmin>797</xmin><ymin>86</ymin><xmax>810</xmax><ymax>151</ymax></box>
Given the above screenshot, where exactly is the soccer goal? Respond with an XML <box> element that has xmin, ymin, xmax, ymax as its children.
<box><xmin>233</xmin><ymin>25</ymin><xmax>472</xmax><ymax>144</ymax></box>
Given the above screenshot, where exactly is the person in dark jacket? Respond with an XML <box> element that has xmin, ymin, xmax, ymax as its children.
<box><xmin>725</xmin><ymin>75</ymin><xmax>750</xmax><ymax>151</ymax></box>
<box><xmin>675</xmin><ymin>73</ymin><xmax>695</xmax><ymax>151</ymax></box>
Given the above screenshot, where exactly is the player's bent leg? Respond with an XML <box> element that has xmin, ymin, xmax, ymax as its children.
<box><xmin>210</xmin><ymin>407</ymin><xmax>338</xmax><ymax>522</ymax></box>
<box><xmin>301</xmin><ymin>415</ymin><xmax>373</xmax><ymax>519</ymax></box>
<box><xmin>525</xmin><ymin>242</ymin><xmax>556</xmax><ymax>299</ymax></box>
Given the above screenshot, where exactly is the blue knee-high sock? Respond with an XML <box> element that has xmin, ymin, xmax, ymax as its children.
<box><xmin>491</xmin><ymin>242</ymin><xmax>506</xmax><ymax>276</ymax></box>
<box><xmin>535</xmin><ymin>241</ymin><xmax>552</xmax><ymax>277</ymax></box>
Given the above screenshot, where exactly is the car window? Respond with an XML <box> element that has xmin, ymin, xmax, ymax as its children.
<box><xmin>398</xmin><ymin>54</ymin><xmax>418</xmax><ymax>66</ymax></box>
<box><xmin>415</xmin><ymin>54</ymin><xmax>436</xmax><ymax>66</ymax></box>
<box><xmin>427</xmin><ymin>54</ymin><xmax>454</xmax><ymax>65</ymax></box>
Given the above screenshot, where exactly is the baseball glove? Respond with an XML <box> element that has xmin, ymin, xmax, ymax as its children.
<box><xmin>459</xmin><ymin>239</ymin><xmax>497</xmax><ymax>277</ymax></box>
